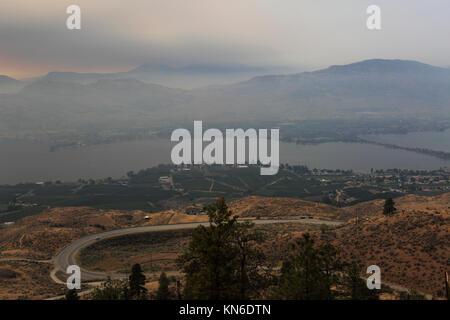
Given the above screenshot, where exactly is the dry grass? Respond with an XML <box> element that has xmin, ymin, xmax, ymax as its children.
<box><xmin>228</xmin><ymin>196</ymin><xmax>342</xmax><ymax>220</ymax></box>
<box><xmin>0</xmin><ymin>207</ymin><xmax>206</xmax><ymax>260</ymax></box>
<box><xmin>0</xmin><ymin>192</ymin><xmax>448</xmax><ymax>299</ymax></box>
<box><xmin>0</xmin><ymin>261</ymin><xmax>64</xmax><ymax>299</ymax></box>
<box><xmin>316</xmin><ymin>208</ymin><xmax>449</xmax><ymax>297</ymax></box>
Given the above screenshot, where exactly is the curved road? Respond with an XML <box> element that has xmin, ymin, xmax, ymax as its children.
<box><xmin>53</xmin><ymin>219</ymin><xmax>342</xmax><ymax>282</ymax></box>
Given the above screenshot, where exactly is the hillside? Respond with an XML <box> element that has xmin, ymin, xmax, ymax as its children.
<box><xmin>228</xmin><ymin>196</ymin><xmax>342</xmax><ymax>220</ymax></box>
<box><xmin>0</xmin><ymin>206</ymin><xmax>205</xmax><ymax>299</ymax></box>
<box><xmin>341</xmin><ymin>192</ymin><xmax>450</xmax><ymax>219</ymax></box>
<box><xmin>318</xmin><ymin>207</ymin><xmax>449</xmax><ymax>298</ymax></box>
<box><xmin>0</xmin><ymin>193</ymin><xmax>448</xmax><ymax>299</ymax></box>
<box><xmin>231</xmin><ymin>194</ymin><xmax>449</xmax><ymax>297</ymax></box>
<box><xmin>1</xmin><ymin>193</ymin><xmax>448</xmax><ymax>260</ymax></box>
<box><xmin>230</xmin><ymin>193</ymin><xmax>450</xmax><ymax>221</ymax></box>
<box><xmin>0</xmin><ymin>195</ymin><xmax>337</xmax><ymax>260</ymax></box>
<box><xmin>0</xmin><ymin>207</ymin><xmax>206</xmax><ymax>260</ymax></box>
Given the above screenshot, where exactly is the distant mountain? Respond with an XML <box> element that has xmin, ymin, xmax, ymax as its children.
<box><xmin>39</xmin><ymin>64</ymin><xmax>274</xmax><ymax>89</ymax></box>
<box><xmin>1</xmin><ymin>59</ymin><xmax>449</xmax><ymax>136</ymax></box>
<box><xmin>316</xmin><ymin>59</ymin><xmax>446</xmax><ymax>75</ymax></box>
<box><xmin>0</xmin><ymin>75</ymin><xmax>19</xmax><ymax>83</ymax></box>
<box><xmin>244</xmin><ymin>59</ymin><xmax>450</xmax><ymax>84</ymax></box>
<box><xmin>1</xmin><ymin>78</ymin><xmax>188</xmax><ymax>132</ymax></box>
<box><xmin>129</xmin><ymin>63</ymin><xmax>268</xmax><ymax>75</ymax></box>
<box><xmin>189</xmin><ymin>59</ymin><xmax>450</xmax><ymax>121</ymax></box>
<box><xmin>21</xmin><ymin>78</ymin><xmax>89</xmax><ymax>96</ymax></box>
<box><xmin>0</xmin><ymin>75</ymin><xmax>24</xmax><ymax>93</ymax></box>
<box><xmin>41</xmin><ymin>71</ymin><xmax>115</xmax><ymax>83</ymax></box>
<box><xmin>21</xmin><ymin>77</ymin><xmax>186</xmax><ymax>103</ymax></box>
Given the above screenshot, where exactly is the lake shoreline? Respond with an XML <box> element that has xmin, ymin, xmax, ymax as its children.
<box><xmin>2</xmin><ymin>133</ymin><xmax>450</xmax><ymax>185</ymax></box>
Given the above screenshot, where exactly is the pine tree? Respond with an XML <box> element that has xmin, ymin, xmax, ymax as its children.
<box><xmin>178</xmin><ymin>198</ymin><xmax>240</xmax><ymax>299</ymax></box>
<box><xmin>383</xmin><ymin>198</ymin><xmax>397</xmax><ymax>216</ymax></box>
<box><xmin>178</xmin><ymin>198</ymin><xmax>270</xmax><ymax>300</ymax></box>
<box><xmin>65</xmin><ymin>289</ymin><xmax>80</xmax><ymax>300</ymax></box>
<box><xmin>129</xmin><ymin>263</ymin><xmax>147</xmax><ymax>299</ymax></box>
<box><xmin>156</xmin><ymin>272</ymin><xmax>171</xmax><ymax>300</ymax></box>
<box><xmin>277</xmin><ymin>233</ymin><xmax>339</xmax><ymax>300</ymax></box>
<box><xmin>234</xmin><ymin>222</ymin><xmax>268</xmax><ymax>299</ymax></box>
<box><xmin>342</xmin><ymin>262</ymin><xmax>379</xmax><ymax>300</ymax></box>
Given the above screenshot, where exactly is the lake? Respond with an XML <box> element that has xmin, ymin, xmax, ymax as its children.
<box><xmin>1</xmin><ymin>135</ymin><xmax>449</xmax><ymax>184</ymax></box>
<box><xmin>361</xmin><ymin>129</ymin><xmax>450</xmax><ymax>152</ymax></box>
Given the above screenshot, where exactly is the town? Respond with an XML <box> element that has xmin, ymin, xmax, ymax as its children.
<box><xmin>1</xmin><ymin>164</ymin><xmax>449</xmax><ymax>224</ymax></box>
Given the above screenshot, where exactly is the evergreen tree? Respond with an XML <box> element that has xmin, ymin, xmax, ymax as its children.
<box><xmin>176</xmin><ymin>198</ymin><xmax>277</xmax><ymax>300</ymax></box>
<box><xmin>277</xmin><ymin>233</ymin><xmax>339</xmax><ymax>300</ymax></box>
<box><xmin>156</xmin><ymin>272</ymin><xmax>171</xmax><ymax>300</ymax></box>
<box><xmin>341</xmin><ymin>262</ymin><xmax>379</xmax><ymax>300</ymax></box>
<box><xmin>129</xmin><ymin>264</ymin><xmax>147</xmax><ymax>299</ymax></box>
<box><xmin>383</xmin><ymin>198</ymin><xmax>397</xmax><ymax>216</ymax></box>
<box><xmin>234</xmin><ymin>222</ymin><xmax>269</xmax><ymax>299</ymax></box>
<box><xmin>178</xmin><ymin>198</ymin><xmax>240</xmax><ymax>299</ymax></box>
<box><xmin>65</xmin><ymin>289</ymin><xmax>80</xmax><ymax>300</ymax></box>
<box><xmin>317</xmin><ymin>242</ymin><xmax>339</xmax><ymax>299</ymax></box>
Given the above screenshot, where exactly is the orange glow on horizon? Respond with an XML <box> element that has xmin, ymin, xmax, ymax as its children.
<box><xmin>0</xmin><ymin>58</ymin><xmax>134</xmax><ymax>79</ymax></box>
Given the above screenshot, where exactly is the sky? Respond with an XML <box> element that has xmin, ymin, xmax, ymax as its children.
<box><xmin>1</xmin><ymin>0</ymin><xmax>449</xmax><ymax>78</ymax></box>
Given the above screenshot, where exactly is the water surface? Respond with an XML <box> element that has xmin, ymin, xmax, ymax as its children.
<box><xmin>1</xmin><ymin>136</ymin><xmax>449</xmax><ymax>184</ymax></box>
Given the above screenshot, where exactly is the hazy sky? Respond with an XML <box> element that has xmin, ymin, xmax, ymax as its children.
<box><xmin>1</xmin><ymin>0</ymin><xmax>449</xmax><ymax>78</ymax></box>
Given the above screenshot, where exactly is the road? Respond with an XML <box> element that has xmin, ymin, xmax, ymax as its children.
<box><xmin>53</xmin><ymin>218</ymin><xmax>342</xmax><ymax>282</ymax></box>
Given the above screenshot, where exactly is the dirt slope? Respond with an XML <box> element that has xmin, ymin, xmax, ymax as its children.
<box><xmin>0</xmin><ymin>207</ymin><xmax>205</xmax><ymax>260</ymax></box>
<box><xmin>318</xmin><ymin>208</ymin><xmax>449</xmax><ymax>297</ymax></box>
<box><xmin>0</xmin><ymin>193</ymin><xmax>448</xmax><ymax>299</ymax></box>
<box><xmin>228</xmin><ymin>196</ymin><xmax>342</xmax><ymax>220</ymax></box>
<box><xmin>341</xmin><ymin>193</ymin><xmax>450</xmax><ymax>219</ymax></box>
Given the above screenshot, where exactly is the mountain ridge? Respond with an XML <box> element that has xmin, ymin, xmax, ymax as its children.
<box><xmin>1</xmin><ymin>58</ymin><xmax>449</xmax><ymax>133</ymax></box>
<box><xmin>2</xmin><ymin>59</ymin><xmax>447</xmax><ymax>86</ymax></box>
<box><xmin>245</xmin><ymin>59</ymin><xmax>450</xmax><ymax>83</ymax></box>
<box><xmin>0</xmin><ymin>75</ymin><xmax>25</xmax><ymax>94</ymax></box>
